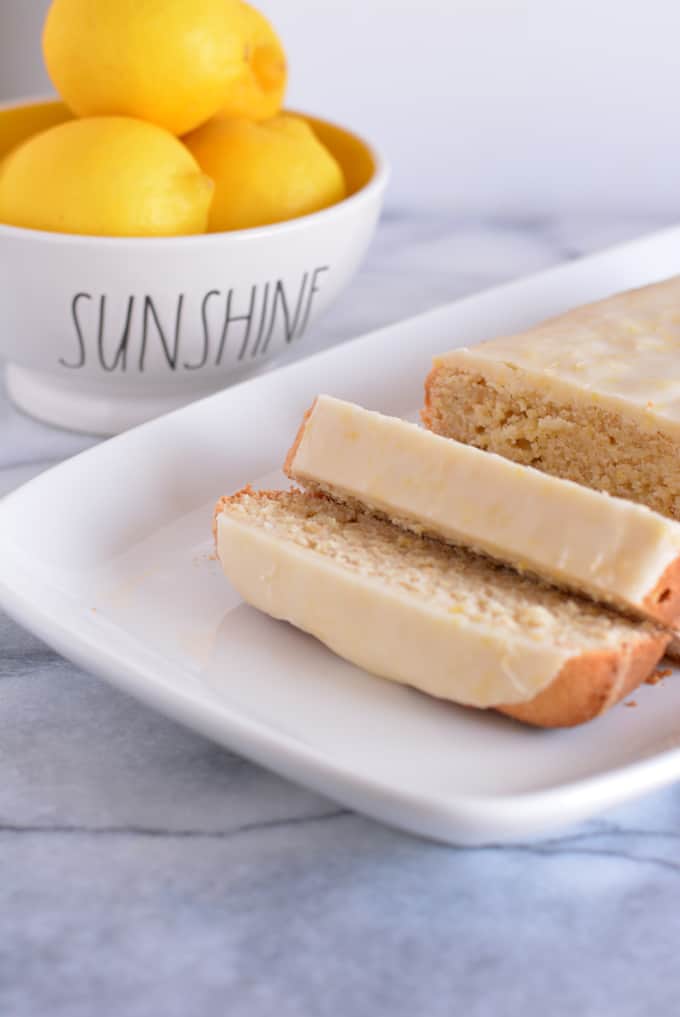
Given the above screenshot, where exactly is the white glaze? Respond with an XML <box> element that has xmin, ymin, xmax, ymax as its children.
<box><xmin>289</xmin><ymin>396</ymin><xmax>680</xmax><ymax>619</ymax></box>
<box><xmin>216</xmin><ymin>508</ymin><xmax>572</xmax><ymax>708</ymax></box>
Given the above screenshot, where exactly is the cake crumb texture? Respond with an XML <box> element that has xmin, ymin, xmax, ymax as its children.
<box><xmin>424</xmin><ymin>366</ymin><xmax>680</xmax><ymax>519</ymax></box>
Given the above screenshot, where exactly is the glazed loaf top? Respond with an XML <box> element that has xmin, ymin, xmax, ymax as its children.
<box><xmin>433</xmin><ymin>274</ymin><xmax>680</xmax><ymax>436</ymax></box>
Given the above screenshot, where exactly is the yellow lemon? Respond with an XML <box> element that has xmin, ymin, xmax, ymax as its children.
<box><xmin>184</xmin><ymin>114</ymin><xmax>346</xmax><ymax>231</ymax></box>
<box><xmin>304</xmin><ymin>114</ymin><xmax>376</xmax><ymax>197</ymax></box>
<box><xmin>0</xmin><ymin>117</ymin><xmax>213</xmax><ymax>237</ymax></box>
<box><xmin>218</xmin><ymin>2</ymin><xmax>287</xmax><ymax>121</ymax></box>
<box><xmin>43</xmin><ymin>0</ymin><xmax>251</xmax><ymax>136</ymax></box>
<box><xmin>0</xmin><ymin>98</ymin><xmax>72</xmax><ymax>161</ymax></box>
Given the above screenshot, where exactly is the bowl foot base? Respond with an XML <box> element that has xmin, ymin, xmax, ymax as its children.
<box><xmin>4</xmin><ymin>364</ymin><xmax>235</xmax><ymax>436</ymax></box>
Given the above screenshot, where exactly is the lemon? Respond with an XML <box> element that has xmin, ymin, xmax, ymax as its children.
<box><xmin>43</xmin><ymin>0</ymin><xmax>251</xmax><ymax>136</ymax></box>
<box><xmin>184</xmin><ymin>114</ymin><xmax>346</xmax><ymax>231</ymax></box>
<box><xmin>0</xmin><ymin>117</ymin><xmax>213</xmax><ymax>237</ymax></box>
<box><xmin>0</xmin><ymin>98</ymin><xmax>72</xmax><ymax>161</ymax></box>
<box><xmin>218</xmin><ymin>2</ymin><xmax>287</xmax><ymax>121</ymax></box>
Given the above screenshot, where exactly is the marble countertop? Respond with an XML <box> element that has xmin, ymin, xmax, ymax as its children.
<box><xmin>3</xmin><ymin>208</ymin><xmax>680</xmax><ymax>1017</ymax></box>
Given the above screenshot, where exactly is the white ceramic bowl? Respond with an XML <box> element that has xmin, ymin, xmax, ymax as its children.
<box><xmin>0</xmin><ymin>101</ymin><xmax>388</xmax><ymax>434</ymax></box>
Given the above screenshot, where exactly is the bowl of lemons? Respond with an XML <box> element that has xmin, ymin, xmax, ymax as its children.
<box><xmin>0</xmin><ymin>0</ymin><xmax>388</xmax><ymax>435</ymax></box>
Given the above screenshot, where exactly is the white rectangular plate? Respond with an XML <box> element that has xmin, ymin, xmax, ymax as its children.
<box><xmin>4</xmin><ymin>227</ymin><xmax>680</xmax><ymax>846</ymax></box>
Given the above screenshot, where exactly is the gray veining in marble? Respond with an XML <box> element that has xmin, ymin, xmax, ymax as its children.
<box><xmin>2</xmin><ymin>208</ymin><xmax>679</xmax><ymax>1017</ymax></box>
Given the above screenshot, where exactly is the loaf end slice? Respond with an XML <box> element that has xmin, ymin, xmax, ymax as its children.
<box><xmin>421</xmin><ymin>278</ymin><xmax>680</xmax><ymax>523</ymax></box>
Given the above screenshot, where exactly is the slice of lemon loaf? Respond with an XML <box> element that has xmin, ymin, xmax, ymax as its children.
<box><xmin>214</xmin><ymin>488</ymin><xmax>668</xmax><ymax>728</ymax></box>
<box><xmin>423</xmin><ymin>275</ymin><xmax>680</xmax><ymax>520</ymax></box>
<box><xmin>285</xmin><ymin>395</ymin><xmax>680</xmax><ymax>629</ymax></box>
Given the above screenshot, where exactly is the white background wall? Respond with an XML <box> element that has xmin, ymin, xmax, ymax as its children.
<box><xmin>2</xmin><ymin>0</ymin><xmax>680</xmax><ymax>213</ymax></box>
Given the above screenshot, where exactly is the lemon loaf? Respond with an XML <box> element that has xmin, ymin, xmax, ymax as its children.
<box><xmin>423</xmin><ymin>275</ymin><xmax>680</xmax><ymax>520</ymax></box>
<box><xmin>284</xmin><ymin>395</ymin><xmax>680</xmax><ymax>629</ymax></box>
<box><xmin>214</xmin><ymin>488</ymin><xmax>668</xmax><ymax>728</ymax></box>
